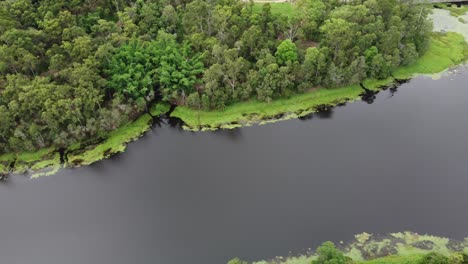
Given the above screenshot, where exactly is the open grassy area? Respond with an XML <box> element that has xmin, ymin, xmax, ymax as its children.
<box><xmin>252</xmin><ymin>2</ymin><xmax>299</xmax><ymax>17</ymax></box>
<box><xmin>172</xmin><ymin>84</ymin><xmax>363</xmax><ymax>130</ymax></box>
<box><xmin>393</xmin><ymin>32</ymin><xmax>468</xmax><ymax>79</ymax></box>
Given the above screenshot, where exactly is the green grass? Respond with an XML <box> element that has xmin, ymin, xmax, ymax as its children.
<box><xmin>356</xmin><ymin>254</ymin><xmax>425</xmax><ymax>264</ymax></box>
<box><xmin>0</xmin><ymin>153</ymin><xmax>15</xmax><ymax>162</ymax></box>
<box><xmin>172</xmin><ymin>85</ymin><xmax>363</xmax><ymax>130</ymax></box>
<box><xmin>15</xmin><ymin>147</ymin><xmax>55</xmax><ymax>163</ymax></box>
<box><xmin>30</xmin><ymin>153</ymin><xmax>61</xmax><ymax>171</ymax></box>
<box><xmin>0</xmin><ymin>163</ymin><xmax>7</xmax><ymax>175</ymax></box>
<box><xmin>252</xmin><ymin>3</ymin><xmax>299</xmax><ymax>17</ymax></box>
<box><xmin>150</xmin><ymin>102</ymin><xmax>171</xmax><ymax>116</ymax></box>
<box><xmin>67</xmin><ymin>112</ymin><xmax>153</xmax><ymax>166</ymax></box>
<box><xmin>393</xmin><ymin>32</ymin><xmax>468</xmax><ymax>79</ymax></box>
<box><xmin>362</xmin><ymin>78</ymin><xmax>395</xmax><ymax>91</ymax></box>
<box><xmin>0</xmin><ymin>147</ymin><xmax>56</xmax><ymax>175</ymax></box>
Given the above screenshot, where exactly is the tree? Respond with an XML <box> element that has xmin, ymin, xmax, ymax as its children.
<box><xmin>275</xmin><ymin>39</ymin><xmax>298</xmax><ymax>65</ymax></box>
<box><xmin>312</xmin><ymin>241</ymin><xmax>351</xmax><ymax>264</ymax></box>
<box><xmin>107</xmin><ymin>38</ymin><xmax>160</xmax><ymax>100</ymax></box>
<box><xmin>159</xmin><ymin>42</ymin><xmax>205</xmax><ymax>104</ymax></box>
<box><xmin>420</xmin><ymin>252</ymin><xmax>448</xmax><ymax>264</ymax></box>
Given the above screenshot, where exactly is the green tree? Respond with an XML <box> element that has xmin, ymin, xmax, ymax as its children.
<box><xmin>275</xmin><ymin>39</ymin><xmax>298</xmax><ymax>65</ymax></box>
<box><xmin>107</xmin><ymin>38</ymin><xmax>160</xmax><ymax>100</ymax></box>
<box><xmin>421</xmin><ymin>252</ymin><xmax>448</xmax><ymax>264</ymax></box>
<box><xmin>159</xmin><ymin>43</ymin><xmax>205</xmax><ymax>104</ymax></box>
<box><xmin>312</xmin><ymin>241</ymin><xmax>351</xmax><ymax>264</ymax></box>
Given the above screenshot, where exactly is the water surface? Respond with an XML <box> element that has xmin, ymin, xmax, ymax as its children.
<box><xmin>1</xmin><ymin>67</ymin><xmax>468</xmax><ymax>264</ymax></box>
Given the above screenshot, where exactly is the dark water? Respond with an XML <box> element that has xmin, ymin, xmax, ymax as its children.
<box><xmin>1</xmin><ymin>67</ymin><xmax>468</xmax><ymax>264</ymax></box>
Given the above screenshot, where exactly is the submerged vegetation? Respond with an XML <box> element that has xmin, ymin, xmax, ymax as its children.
<box><xmin>233</xmin><ymin>232</ymin><xmax>468</xmax><ymax>264</ymax></box>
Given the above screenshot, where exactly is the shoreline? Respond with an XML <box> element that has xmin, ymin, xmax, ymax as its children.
<box><xmin>0</xmin><ymin>103</ymin><xmax>170</xmax><ymax>179</ymax></box>
<box><xmin>1</xmin><ymin>11</ymin><xmax>467</xmax><ymax>179</ymax></box>
<box><xmin>250</xmin><ymin>232</ymin><xmax>468</xmax><ymax>264</ymax></box>
<box><xmin>172</xmin><ymin>32</ymin><xmax>468</xmax><ymax>131</ymax></box>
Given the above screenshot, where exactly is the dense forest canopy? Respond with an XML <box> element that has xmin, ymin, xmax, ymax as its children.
<box><xmin>0</xmin><ymin>0</ymin><xmax>431</xmax><ymax>153</ymax></box>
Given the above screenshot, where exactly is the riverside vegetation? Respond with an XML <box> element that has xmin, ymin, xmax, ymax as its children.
<box><xmin>0</xmin><ymin>0</ymin><xmax>467</xmax><ymax>176</ymax></box>
<box><xmin>230</xmin><ymin>232</ymin><xmax>468</xmax><ymax>264</ymax></box>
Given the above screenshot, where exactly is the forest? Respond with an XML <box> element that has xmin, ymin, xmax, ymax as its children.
<box><xmin>0</xmin><ymin>0</ymin><xmax>431</xmax><ymax>153</ymax></box>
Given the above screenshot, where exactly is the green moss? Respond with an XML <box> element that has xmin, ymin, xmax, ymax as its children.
<box><xmin>362</xmin><ymin>78</ymin><xmax>395</xmax><ymax>91</ymax></box>
<box><xmin>15</xmin><ymin>147</ymin><xmax>55</xmax><ymax>163</ymax></box>
<box><xmin>393</xmin><ymin>32</ymin><xmax>468</xmax><ymax>79</ymax></box>
<box><xmin>30</xmin><ymin>153</ymin><xmax>61</xmax><ymax>171</ymax></box>
<box><xmin>253</xmin><ymin>3</ymin><xmax>299</xmax><ymax>17</ymax></box>
<box><xmin>67</xmin><ymin>112</ymin><xmax>153</xmax><ymax>166</ymax></box>
<box><xmin>172</xmin><ymin>84</ymin><xmax>363</xmax><ymax>130</ymax></box>
<box><xmin>0</xmin><ymin>153</ymin><xmax>15</xmax><ymax>162</ymax></box>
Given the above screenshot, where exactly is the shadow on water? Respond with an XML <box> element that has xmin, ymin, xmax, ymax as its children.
<box><xmin>299</xmin><ymin>104</ymin><xmax>341</xmax><ymax>121</ymax></box>
<box><xmin>167</xmin><ymin>116</ymin><xmax>185</xmax><ymax>130</ymax></box>
<box><xmin>389</xmin><ymin>85</ymin><xmax>399</xmax><ymax>97</ymax></box>
<box><xmin>315</xmin><ymin>105</ymin><xmax>335</xmax><ymax>119</ymax></box>
<box><xmin>360</xmin><ymin>86</ymin><xmax>378</xmax><ymax>104</ymax></box>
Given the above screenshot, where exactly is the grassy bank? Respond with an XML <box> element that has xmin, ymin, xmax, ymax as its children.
<box><xmin>173</xmin><ymin>32</ymin><xmax>468</xmax><ymax>131</ymax></box>
<box><xmin>0</xmin><ymin>103</ymin><xmax>170</xmax><ymax>178</ymax></box>
<box><xmin>66</xmin><ymin>103</ymin><xmax>170</xmax><ymax>167</ymax></box>
<box><xmin>249</xmin><ymin>232</ymin><xmax>468</xmax><ymax>264</ymax></box>
<box><xmin>172</xmin><ymin>84</ymin><xmax>363</xmax><ymax>130</ymax></box>
<box><xmin>393</xmin><ymin>32</ymin><xmax>468</xmax><ymax>79</ymax></box>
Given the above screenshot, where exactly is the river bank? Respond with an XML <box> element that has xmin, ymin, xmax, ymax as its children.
<box><xmin>0</xmin><ymin>7</ymin><xmax>466</xmax><ymax>178</ymax></box>
<box><xmin>172</xmin><ymin>31</ymin><xmax>468</xmax><ymax>131</ymax></box>
<box><xmin>171</xmin><ymin>7</ymin><xmax>468</xmax><ymax>131</ymax></box>
<box><xmin>249</xmin><ymin>232</ymin><xmax>468</xmax><ymax>264</ymax></box>
<box><xmin>0</xmin><ymin>103</ymin><xmax>170</xmax><ymax>179</ymax></box>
